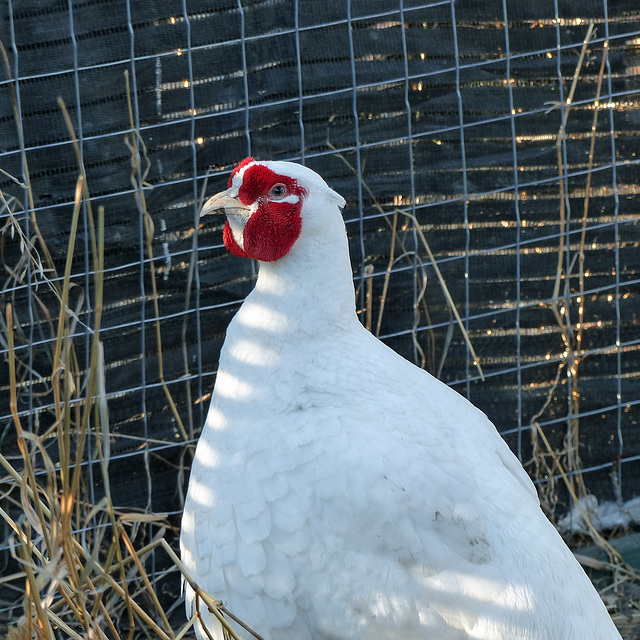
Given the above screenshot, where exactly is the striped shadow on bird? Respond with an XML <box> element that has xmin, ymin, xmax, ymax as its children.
<box><xmin>181</xmin><ymin>158</ymin><xmax>622</xmax><ymax>640</ymax></box>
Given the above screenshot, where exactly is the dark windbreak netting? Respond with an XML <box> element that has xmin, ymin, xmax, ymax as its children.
<box><xmin>0</xmin><ymin>0</ymin><xmax>639</xmax><ymax>633</ymax></box>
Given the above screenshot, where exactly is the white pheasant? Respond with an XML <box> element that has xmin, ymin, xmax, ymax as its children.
<box><xmin>180</xmin><ymin>158</ymin><xmax>621</xmax><ymax>640</ymax></box>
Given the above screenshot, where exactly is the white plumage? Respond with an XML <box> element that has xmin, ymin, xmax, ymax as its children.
<box><xmin>180</xmin><ymin>159</ymin><xmax>621</xmax><ymax>639</ymax></box>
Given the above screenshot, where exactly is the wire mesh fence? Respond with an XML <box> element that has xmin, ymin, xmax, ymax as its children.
<box><xmin>1</xmin><ymin>0</ymin><xmax>639</xmax><ymax>635</ymax></box>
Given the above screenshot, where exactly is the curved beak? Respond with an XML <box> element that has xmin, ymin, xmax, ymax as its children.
<box><xmin>200</xmin><ymin>188</ymin><xmax>251</xmax><ymax>218</ymax></box>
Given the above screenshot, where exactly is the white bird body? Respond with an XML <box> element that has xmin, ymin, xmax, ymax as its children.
<box><xmin>181</xmin><ymin>159</ymin><xmax>621</xmax><ymax>639</ymax></box>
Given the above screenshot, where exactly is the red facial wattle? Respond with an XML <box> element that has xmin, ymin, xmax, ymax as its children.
<box><xmin>223</xmin><ymin>222</ymin><xmax>250</xmax><ymax>259</ymax></box>
<box><xmin>222</xmin><ymin>160</ymin><xmax>306</xmax><ymax>263</ymax></box>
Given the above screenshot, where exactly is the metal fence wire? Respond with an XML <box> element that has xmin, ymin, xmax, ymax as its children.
<box><xmin>1</xmin><ymin>0</ymin><xmax>639</xmax><ymax>632</ymax></box>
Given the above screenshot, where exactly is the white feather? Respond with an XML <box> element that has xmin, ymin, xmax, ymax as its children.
<box><xmin>181</xmin><ymin>161</ymin><xmax>621</xmax><ymax>640</ymax></box>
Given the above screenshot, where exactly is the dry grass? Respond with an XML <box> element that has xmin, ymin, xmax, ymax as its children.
<box><xmin>1</xmin><ymin>176</ymin><xmax>182</xmax><ymax>638</ymax></box>
<box><xmin>0</xmin><ymin>56</ymin><xmax>244</xmax><ymax>639</ymax></box>
<box><xmin>1</xmin><ymin>253</ymin><xmax>245</xmax><ymax>637</ymax></box>
<box><xmin>529</xmin><ymin>33</ymin><xmax>640</xmax><ymax>632</ymax></box>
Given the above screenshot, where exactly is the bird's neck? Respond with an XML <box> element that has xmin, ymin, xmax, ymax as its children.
<box><xmin>234</xmin><ymin>219</ymin><xmax>359</xmax><ymax>340</ymax></box>
<box><xmin>213</xmin><ymin>208</ymin><xmax>361</xmax><ymax>422</ymax></box>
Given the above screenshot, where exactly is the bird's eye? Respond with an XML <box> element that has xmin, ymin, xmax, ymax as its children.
<box><xmin>269</xmin><ymin>184</ymin><xmax>287</xmax><ymax>199</ymax></box>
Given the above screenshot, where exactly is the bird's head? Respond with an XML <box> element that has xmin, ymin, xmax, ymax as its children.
<box><xmin>201</xmin><ymin>158</ymin><xmax>346</xmax><ymax>262</ymax></box>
